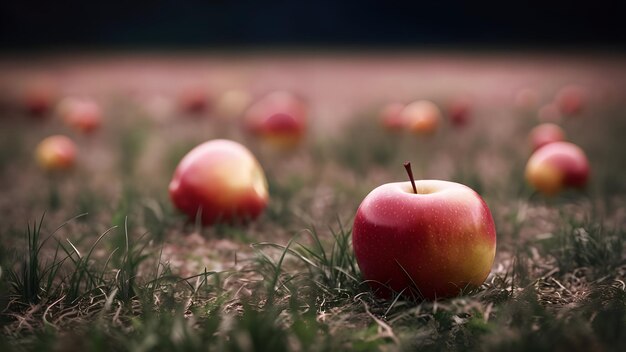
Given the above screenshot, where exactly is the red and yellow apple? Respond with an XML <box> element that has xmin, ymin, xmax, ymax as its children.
<box><xmin>447</xmin><ymin>97</ymin><xmax>472</xmax><ymax>127</ymax></box>
<box><xmin>353</xmin><ymin>169</ymin><xmax>496</xmax><ymax>300</ymax></box>
<box><xmin>525</xmin><ymin>141</ymin><xmax>589</xmax><ymax>196</ymax></box>
<box><xmin>35</xmin><ymin>135</ymin><xmax>77</xmax><ymax>171</ymax></box>
<box><xmin>528</xmin><ymin>123</ymin><xmax>566</xmax><ymax>152</ymax></box>
<box><xmin>169</xmin><ymin>139</ymin><xmax>269</xmax><ymax>225</ymax></box>
<box><xmin>379</xmin><ymin>102</ymin><xmax>405</xmax><ymax>131</ymax></box>
<box><xmin>59</xmin><ymin>98</ymin><xmax>102</xmax><ymax>134</ymax></box>
<box><xmin>400</xmin><ymin>100</ymin><xmax>441</xmax><ymax>135</ymax></box>
<box><xmin>244</xmin><ymin>91</ymin><xmax>307</xmax><ymax>148</ymax></box>
<box><xmin>555</xmin><ymin>85</ymin><xmax>586</xmax><ymax>116</ymax></box>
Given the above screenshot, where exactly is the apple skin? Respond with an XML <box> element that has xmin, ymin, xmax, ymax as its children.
<box><xmin>556</xmin><ymin>85</ymin><xmax>586</xmax><ymax>116</ymax></box>
<box><xmin>400</xmin><ymin>100</ymin><xmax>441</xmax><ymax>135</ymax></box>
<box><xmin>528</xmin><ymin>123</ymin><xmax>566</xmax><ymax>152</ymax></box>
<box><xmin>244</xmin><ymin>91</ymin><xmax>307</xmax><ymax>148</ymax></box>
<box><xmin>59</xmin><ymin>98</ymin><xmax>102</xmax><ymax>134</ymax></box>
<box><xmin>35</xmin><ymin>135</ymin><xmax>77</xmax><ymax>171</ymax></box>
<box><xmin>525</xmin><ymin>141</ymin><xmax>589</xmax><ymax>196</ymax></box>
<box><xmin>169</xmin><ymin>139</ymin><xmax>269</xmax><ymax>225</ymax></box>
<box><xmin>353</xmin><ymin>180</ymin><xmax>496</xmax><ymax>300</ymax></box>
<box><xmin>380</xmin><ymin>102</ymin><xmax>405</xmax><ymax>132</ymax></box>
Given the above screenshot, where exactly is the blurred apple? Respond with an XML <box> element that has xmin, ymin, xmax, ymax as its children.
<box><xmin>525</xmin><ymin>141</ymin><xmax>589</xmax><ymax>196</ymax></box>
<box><xmin>35</xmin><ymin>135</ymin><xmax>77</xmax><ymax>171</ymax></box>
<box><xmin>400</xmin><ymin>100</ymin><xmax>441</xmax><ymax>135</ymax></box>
<box><xmin>353</xmin><ymin>164</ymin><xmax>496</xmax><ymax>300</ymax></box>
<box><xmin>23</xmin><ymin>83</ymin><xmax>57</xmax><ymax>117</ymax></box>
<box><xmin>244</xmin><ymin>91</ymin><xmax>307</xmax><ymax>148</ymax></box>
<box><xmin>537</xmin><ymin>103</ymin><xmax>562</xmax><ymax>123</ymax></box>
<box><xmin>514</xmin><ymin>88</ymin><xmax>539</xmax><ymax>110</ymax></box>
<box><xmin>379</xmin><ymin>102</ymin><xmax>405</xmax><ymax>131</ymax></box>
<box><xmin>215</xmin><ymin>89</ymin><xmax>252</xmax><ymax>118</ymax></box>
<box><xmin>447</xmin><ymin>97</ymin><xmax>472</xmax><ymax>127</ymax></box>
<box><xmin>169</xmin><ymin>139</ymin><xmax>269</xmax><ymax>225</ymax></box>
<box><xmin>528</xmin><ymin>123</ymin><xmax>566</xmax><ymax>152</ymax></box>
<box><xmin>556</xmin><ymin>85</ymin><xmax>586</xmax><ymax>116</ymax></box>
<box><xmin>179</xmin><ymin>86</ymin><xmax>210</xmax><ymax>114</ymax></box>
<box><xmin>59</xmin><ymin>98</ymin><xmax>102</xmax><ymax>134</ymax></box>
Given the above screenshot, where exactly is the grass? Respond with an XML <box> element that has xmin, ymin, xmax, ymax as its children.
<box><xmin>1</xmin><ymin>63</ymin><xmax>626</xmax><ymax>351</ymax></box>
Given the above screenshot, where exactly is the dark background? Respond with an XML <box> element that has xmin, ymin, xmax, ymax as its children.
<box><xmin>1</xmin><ymin>0</ymin><xmax>625</xmax><ymax>51</ymax></box>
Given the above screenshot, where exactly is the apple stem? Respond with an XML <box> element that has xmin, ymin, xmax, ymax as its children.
<box><xmin>404</xmin><ymin>161</ymin><xmax>418</xmax><ymax>194</ymax></box>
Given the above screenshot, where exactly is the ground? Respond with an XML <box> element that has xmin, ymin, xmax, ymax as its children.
<box><xmin>0</xmin><ymin>52</ymin><xmax>625</xmax><ymax>351</ymax></box>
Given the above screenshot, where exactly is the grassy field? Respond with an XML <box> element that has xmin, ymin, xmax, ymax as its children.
<box><xmin>1</xmin><ymin>53</ymin><xmax>625</xmax><ymax>351</ymax></box>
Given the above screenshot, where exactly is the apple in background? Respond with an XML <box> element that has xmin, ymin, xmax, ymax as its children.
<box><xmin>23</xmin><ymin>83</ymin><xmax>57</xmax><ymax>117</ymax></box>
<box><xmin>178</xmin><ymin>86</ymin><xmax>210</xmax><ymax>114</ymax></box>
<box><xmin>514</xmin><ymin>88</ymin><xmax>539</xmax><ymax>110</ymax></box>
<box><xmin>244</xmin><ymin>91</ymin><xmax>307</xmax><ymax>148</ymax></box>
<box><xmin>525</xmin><ymin>141</ymin><xmax>589</xmax><ymax>196</ymax></box>
<box><xmin>215</xmin><ymin>89</ymin><xmax>252</xmax><ymax>118</ymax></box>
<box><xmin>537</xmin><ymin>103</ymin><xmax>562</xmax><ymax>123</ymax></box>
<box><xmin>59</xmin><ymin>98</ymin><xmax>102</xmax><ymax>134</ymax></box>
<box><xmin>35</xmin><ymin>135</ymin><xmax>77</xmax><ymax>171</ymax></box>
<box><xmin>353</xmin><ymin>163</ymin><xmax>496</xmax><ymax>300</ymax></box>
<box><xmin>379</xmin><ymin>102</ymin><xmax>405</xmax><ymax>132</ymax></box>
<box><xmin>400</xmin><ymin>100</ymin><xmax>441</xmax><ymax>135</ymax></box>
<box><xmin>528</xmin><ymin>123</ymin><xmax>566</xmax><ymax>152</ymax></box>
<box><xmin>169</xmin><ymin>139</ymin><xmax>269</xmax><ymax>225</ymax></box>
<box><xmin>555</xmin><ymin>85</ymin><xmax>586</xmax><ymax>116</ymax></box>
<box><xmin>447</xmin><ymin>97</ymin><xmax>472</xmax><ymax>127</ymax></box>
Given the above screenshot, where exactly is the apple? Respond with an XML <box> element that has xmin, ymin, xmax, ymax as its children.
<box><xmin>169</xmin><ymin>139</ymin><xmax>269</xmax><ymax>225</ymax></box>
<box><xmin>59</xmin><ymin>98</ymin><xmax>102</xmax><ymax>134</ymax></box>
<box><xmin>514</xmin><ymin>88</ymin><xmax>539</xmax><ymax>110</ymax></box>
<box><xmin>35</xmin><ymin>135</ymin><xmax>77</xmax><ymax>171</ymax></box>
<box><xmin>244</xmin><ymin>91</ymin><xmax>307</xmax><ymax>148</ymax></box>
<box><xmin>555</xmin><ymin>85</ymin><xmax>586</xmax><ymax>116</ymax></box>
<box><xmin>525</xmin><ymin>141</ymin><xmax>589</xmax><ymax>196</ymax></box>
<box><xmin>179</xmin><ymin>86</ymin><xmax>210</xmax><ymax>114</ymax></box>
<box><xmin>537</xmin><ymin>103</ymin><xmax>562</xmax><ymax>123</ymax></box>
<box><xmin>379</xmin><ymin>102</ymin><xmax>405</xmax><ymax>131</ymax></box>
<box><xmin>352</xmin><ymin>163</ymin><xmax>496</xmax><ymax>300</ymax></box>
<box><xmin>447</xmin><ymin>97</ymin><xmax>472</xmax><ymax>127</ymax></box>
<box><xmin>23</xmin><ymin>83</ymin><xmax>56</xmax><ymax>117</ymax></box>
<box><xmin>528</xmin><ymin>123</ymin><xmax>566</xmax><ymax>152</ymax></box>
<box><xmin>400</xmin><ymin>100</ymin><xmax>441</xmax><ymax>135</ymax></box>
<box><xmin>215</xmin><ymin>89</ymin><xmax>252</xmax><ymax>118</ymax></box>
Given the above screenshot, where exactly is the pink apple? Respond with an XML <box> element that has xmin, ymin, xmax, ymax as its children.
<box><xmin>525</xmin><ymin>141</ymin><xmax>589</xmax><ymax>196</ymax></box>
<box><xmin>353</xmin><ymin>164</ymin><xmax>496</xmax><ymax>300</ymax></box>
<box><xmin>35</xmin><ymin>135</ymin><xmax>77</xmax><ymax>171</ymax></box>
<box><xmin>169</xmin><ymin>139</ymin><xmax>269</xmax><ymax>225</ymax></box>
<box><xmin>244</xmin><ymin>91</ymin><xmax>307</xmax><ymax>148</ymax></box>
<box><xmin>528</xmin><ymin>123</ymin><xmax>566</xmax><ymax>152</ymax></box>
<box><xmin>447</xmin><ymin>97</ymin><xmax>472</xmax><ymax>127</ymax></box>
<box><xmin>400</xmin><ymin>100</ymin><xmax>441</xmax><ymax>135</ymax></box>
<box><xmin>59</xmin><ymin>98</ymin><xmax>102</xmax><ymax>134</ymax></box>
<box><xmin>379</xmin><ymin>102</ymin><xmax>405</xmax><ymax>132</ymax></box>
<box><xmin>555</xmin><ymin>85</ymin><xmax>586</xmax><ymax>116</ymax></box>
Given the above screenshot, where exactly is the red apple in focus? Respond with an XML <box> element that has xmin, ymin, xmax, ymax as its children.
<box><xmin>35</xmin><ymin>135</ymin><xmax>77</xmax><ymax>171</ymax></box>
<box><xmin>528</xmin><ymin>123</ymin><xmax>566</xmax><ymax>152</ymax></box>
<box><xmin>59</xmin><ymin>98</ymin><xmax>102</xmax><ymax>134</ymax></box>
<box><xmin>447</xmin><ymin>97</ymin><xmax>472</xmax><ymax>127</ymax></box>
<box><xmin>525</xmin><ymin>141</ymin><xmax>589</xmax><ymax>196</ymax></box>
<box><xmin>244</xmin><ymin>91</ymin><xmax>307</xmax><ymax>148</ymax></box>
<box><xmin>179</xmin><ymin>86</ymin><xmax>210</xmax><ymax>114</ymax></box>
<box><xmin>400</xmin><ymin>100</ymin><xmax>441</xmax><ymax>135</ymax></box>
<box><xmin>379</xmin><ymin>102</ymin><xmax>405</xmax><ymax>132</ymax></box>
<box><xmin>353</xmin><ymin>165</ymin><xmax>496</xmax><ymax>300</ymax></box>
<box><xmin>555</xmin><ymin>85</ymin><xmax>586</xmax><ymax>116</ymax></box>
<box><xmin>169</xmin><ymin>139</ymin><xmax>269</xmax><ymax>225</ymax></box>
